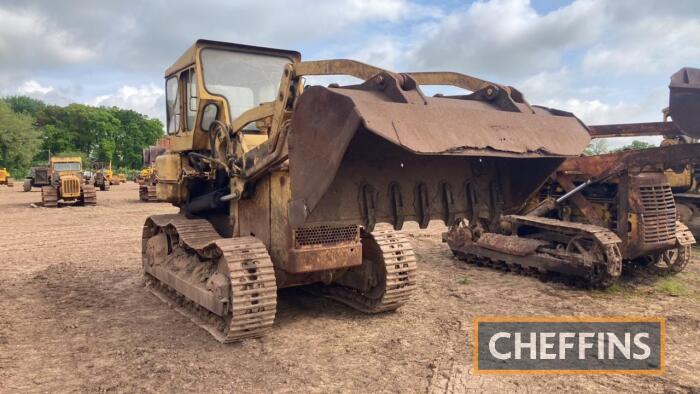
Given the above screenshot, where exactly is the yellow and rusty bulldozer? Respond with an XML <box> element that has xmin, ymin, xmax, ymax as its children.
<box><xmin>0</xmin><ymin>167</ymin><xmax>14</xmax><ymax>187</ymax></box>
<box><xmin>42</xmin><ymin>156</ymin><xmax>96</xmax><ymax>207</ymax></box>
<box><xmin>444</xmin><ymin>66</ymin><xmax>700</xmax><ymax>286</ymax></box>
<box><xmin>473</xmin><ymin>143</ymin><xmax>696</xmax><ymax>280</ymax></box>
<box><xmin>142</xmin><ymin>39</ymin><xmax>593</xmax><ymax>342</ymax></box>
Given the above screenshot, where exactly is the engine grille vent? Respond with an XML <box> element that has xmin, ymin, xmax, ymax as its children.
<box><xmin>639</xmin><ymin>184</ymin><xmax>676</xmax><ymax>244</ymax></box>
<box><xmin>62</xmin><ymin>178</ymin><xmax>81</xmax><ymax>197</ymax></box>
<box><xmin>294</xmin><ymin>225</ymin><xmax>359</xmax><ymax>248</ymax></box>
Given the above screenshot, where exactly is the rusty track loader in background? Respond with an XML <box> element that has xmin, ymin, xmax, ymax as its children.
<box><xmin>142</xmin><ymin>39</ymin><xmax>592</xmax><ymax>342</ymax></box>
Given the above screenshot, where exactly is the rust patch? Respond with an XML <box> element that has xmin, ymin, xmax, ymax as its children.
<box><xmin>476</xmin><ymin>233</ymin><xmax>547</xmax><ymax>256</ymax></box>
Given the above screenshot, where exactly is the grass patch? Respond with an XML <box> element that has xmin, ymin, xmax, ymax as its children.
<box><xmin>603</xmin><ymin>283</ymin><xmax>622</xmax><ymax>294</ymax></box>
<box><xmin>655</xmin><ymin>277</ymin><xmax>689</xmax><ymax>297</ymax></box>
<box><xmin>458</xmin><ymin>276</ymin><xmax>470</xmax><ymax>285</ymax></box>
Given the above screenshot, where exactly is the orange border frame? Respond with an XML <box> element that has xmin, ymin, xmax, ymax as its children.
<box><xmin>473</xmin><ymin>316</ymin><xmax>666</xmax><ymax>375</ymax></box>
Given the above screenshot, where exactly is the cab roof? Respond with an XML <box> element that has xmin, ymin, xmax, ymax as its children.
<box><xmin>164</xmin><ymin>39</ymin><xmax>301</xmax><ymax>77</ymax></box>
<box><xmin>50</xmin><ymin>156</ymin><xmax>82</xmax><ymax>163</ymax></box>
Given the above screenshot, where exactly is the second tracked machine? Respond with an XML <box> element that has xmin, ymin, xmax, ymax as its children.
<box><xmin>143</xmin><ymin>39</ymin><xmax>593</xmax><ymax>342</ymax></box>
<box><xmin>41</xmin><ymin>156</ymin><xmax>96</xmax><ymax>207</ymax></box>
<box><xmin>138</xmin><ymin>145</ymin><xmax>166</xmax><ymax>201</ymax></box>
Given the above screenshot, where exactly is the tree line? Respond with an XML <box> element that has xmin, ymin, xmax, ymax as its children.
<box><xmin>0</xmin><ymin>96</ymin><xmax>163</xmax><ymax>177</ymax></box>
<box><xmin>583</xmin><ymin>139</ymin><xmax>656</xmax><ymax>156</ymax></box>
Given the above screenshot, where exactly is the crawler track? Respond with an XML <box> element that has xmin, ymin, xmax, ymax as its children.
<box><xmin>82</xmin><ymin>185</ymin><xmax>97</xmax><ymax>205</ymax></box>
<box><xmin>139</xmin><ymin>185</ymin><xmax>157</xmax><ymax>202</ymax></box>
<box><xmin>41</xmin><ymin>186</ymin><xmax>58</xmax><ymax>207</ymax></box>
<box><xmin>142</xmin><ymin>214</ymin><xmax>277</xmax><ymax>342</ymax></box>
<box><xmin>658</xmin><ymin>221</ymin><xmax>694</xmax><ymax>273</ymax></box>
<box><xmin>446</xmin><ymin>215</ymin><xmax>623</xmax><ymax>288</ymax></box>
<box><xmin>318</xmin><ymin>229</ymin><xmax>418</xmax><ymax>313</ymax></box>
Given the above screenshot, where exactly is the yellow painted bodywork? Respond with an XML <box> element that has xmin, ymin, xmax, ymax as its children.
<box><xmin>665</xmin><ymin>166</ymin><xmax>693</xmax><ymax>190</ymax></box>
<box><xmin>155</xmin><ymin>153</ymin><xmax>186</xmax><ymax>203</ymax></box>
<box><xmin>140</xmin><ymin>167</ymin><xmax>153</xmax><ymax>178</ymax></box>
<box><xmin>50</xmin><ymin>157</ymin><xmax>83</xmax><ymax>199</ymax></box>
<box><xmin>0</xmin><ymin>168</ymin><xmax>9</xmax><ymax>183</ymax></box>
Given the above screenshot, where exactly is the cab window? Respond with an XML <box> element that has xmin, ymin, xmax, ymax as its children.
<box><xmin>184</xmin><ymin>70</ymin><xmax>198</xmax><ymax>130</ymax></box>
<box><xmin>166</xmin><ymin>76</ymin><xmax>180</xmax><ymax>134</ymax></box>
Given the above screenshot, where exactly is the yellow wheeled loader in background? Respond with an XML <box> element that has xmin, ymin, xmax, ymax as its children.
<box><xmin>42</xmin><ymin>156</ymin><xmax>96</xmax><ymax>207</ymax></box>
<box><xmin>0</xmin><ymin>168</ymin><xmax>13</xmax><ymax>187</ymax></box>
<box><xmin>141</xmin><ymin>39</ymin><xmax>592</xmax><ymax>342</ymax></box>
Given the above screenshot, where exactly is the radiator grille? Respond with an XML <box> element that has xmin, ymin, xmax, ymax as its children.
<box><xmin>62</xmin><ymin>178</ymin><xmax>81</xmax><ymax>197</ymax></box>
<box><xmin>294</xmin><ymin>225</ymin><xmax>359</xmax><ymax>248</ymax></box>
<box><xmin>639</xmin><ymin>184</ymin><xmax>676</xmax><ymax>244</ymax></box>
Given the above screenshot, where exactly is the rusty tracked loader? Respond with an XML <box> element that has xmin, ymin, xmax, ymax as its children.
<box><xmin>142</xmin><ymin>39</ymin><xmax>591</xmax><ymax>342</ymax></box>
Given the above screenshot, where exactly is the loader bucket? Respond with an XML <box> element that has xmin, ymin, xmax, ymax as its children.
<box><xmin>669</xmin><ymin>67</ymin><xmax>700</xmax><ymax>138</ymax></box>
<box><xmin>287</xmin><ymin>72</ymin><xmax>591</xmax><ymax>231</ymax></box>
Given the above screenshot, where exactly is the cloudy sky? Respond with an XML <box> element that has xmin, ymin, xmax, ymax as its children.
<box><xmin>1</xmin><ymin>0</ymin><xmax>698</xmax><ymax>147</ymax></box>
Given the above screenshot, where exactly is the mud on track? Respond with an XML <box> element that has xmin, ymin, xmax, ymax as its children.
<box><xmin>0</xmin><ymin>183</ymin><xmax>699</xmax><ymax>393</ymax></box>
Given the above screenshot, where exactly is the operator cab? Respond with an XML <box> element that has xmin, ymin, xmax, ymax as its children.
<box><xmin>163</xmin><ymin>39</ymin><xmax>300</xmax><ymax>153</ymax></box>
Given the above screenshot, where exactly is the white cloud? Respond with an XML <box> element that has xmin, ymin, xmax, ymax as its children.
<box><xmin>17</xmin><ymin>80</ymin><xmax>54</xmax><ymax>95</ymax></box>
<box><xmin>91</xmin><ymin>84</ymin><xmax>164</xmax><ymax>120</ymax></box>
<box><xmin>583</xmin><ymin>16</ymin><xmax>700</xmax><ymax>75</ymax></box>
<box><xmin>0</xmin><ymin>7</ymin><xmax>94</xmax><ymax>72</ymax></box>
<box><xmin>407</xmin><ymin>0</ymin><xmax>605</xmax><ymax>78</ymax></box>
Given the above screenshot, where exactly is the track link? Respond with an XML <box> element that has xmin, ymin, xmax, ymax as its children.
<box><xmin>143</xmin><ymin>214</ymin><xmax>277</xmax><ymax>343</ymax></box>
<box><xmin>317</xmin><ymin>229</ymin><xmax>417</xmax><ymax>313</ymax></box>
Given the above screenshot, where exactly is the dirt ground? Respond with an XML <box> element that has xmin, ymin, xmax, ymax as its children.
<box><xmin>1</xmin><ymin>183</ymin><xmax>699</xmax><ymax>393</ymax></box>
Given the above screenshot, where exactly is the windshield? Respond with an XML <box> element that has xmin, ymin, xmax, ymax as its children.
<box><xmin>201</xmin><ymin>48</ymin><xmax>291</xmax><ymax>122</ymax></box>
<box><xmin>54</xmin><ymin>162</ymin><xmax>81</xmax><ymax>172</ymax></box>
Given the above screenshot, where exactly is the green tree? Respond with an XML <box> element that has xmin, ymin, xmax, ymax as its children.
<box><xmin>583</xmin><ymin>139</ymin><xmax>609</xmax><ymax>156</ymax></box>
<box><xmin>108</xmin><ymin>108</ymin><xmax>164</xmax><ymax>168</ymax></box>
<box><xmin>613</xmin><ymin>140</ymin><xmax>657</xmax><ymax>152</ymax></box>
<box><xmin>4</xmin><ymin>96</ymin><xmax>165</xmax><ymax>171</ymax></box>
<box><xmin>0</xmin><ymin>101</ymin><xmax>41</xmax><ymax>176</ymax></box>
<box><xmin>35</xmin><ymin>104</ymin><xmax>121</xmax><ymax>164</ymax></box>
<box><xmin>2</xmin><ymin>96</ymin><xmax>46</xmax><ymax>117</ymax></box>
